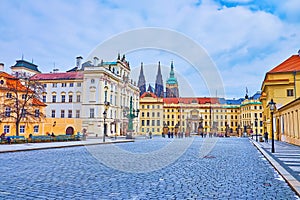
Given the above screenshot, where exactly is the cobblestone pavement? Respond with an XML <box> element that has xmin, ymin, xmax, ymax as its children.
<box><xmin>255</xmin><ymin>139</ymin><xmax>300</xmax><ymax>183</ymax></box>
<box><xmin>0</xmin><ymin>137</ymin><xmax>298</xmax><ymax>200</ymax></box>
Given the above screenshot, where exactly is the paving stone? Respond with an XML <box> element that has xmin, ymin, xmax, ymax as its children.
<box><xmin>0</xmin><ymin>137</ymin><xmax>298</xmax><ymax>199</ymax></box>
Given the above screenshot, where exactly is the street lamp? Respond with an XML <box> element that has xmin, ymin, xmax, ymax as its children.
<box><xmin>198</xmin><ymin>116</ymin><xmax>203</xmax><ymax>137</ymax></box>
<box><xmin>103</xmin><ymin>86</ymin><xmax>110</xmax><ymax>142</ymax></box>
<box><xmin>255</xmin><ymin>117</ymin><xmax>258</xmax><ymax>142</ymax></box>
<box><xmin>269</xmin><ymin>99</ymin><xmax>276</xmax><ymax>153</ymax></box>
<box><xmin>124</xmin><ymin>96</ymin><xmax>139</xmax><ymax>139</ymax></box>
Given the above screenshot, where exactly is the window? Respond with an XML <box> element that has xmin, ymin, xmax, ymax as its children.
<box><xmin>91</xmin><ymin>79</ymin><xmax>95</xmax><ymax>84</ymax></box>
<box><xmin>152</xmin><ymin>120</ymin><xmax>155</xmax><ymax>126</ymax></box>
<box><xmin>21</xmin><ymin>109</ymin><xmax>26</xmax><ymax>118</ymax></box>
<box><xmin>147</xmin><ymin>105</ymin><xmax>150</xmax><ymax>109</ymax></box>
<box><xmin>43</xmin><ymin>83</ymin><xmax>47</xmax><ymax>88</ymax></box>
<box><xmin>62</xmin><ymin>83</ymin><xmax>67</xmax><ymax>87</ymax></box>
<box><xmin>22</xmin><ymin>94</ymin><xmax>27</xmax><ymax>99</ymax></box>
<box><xmin>68</xmin><ymin>110</ymin><xmax>72</xmax><ymax>118</ymax></box>
<box><xmin>52</xmin><ymin>83</ymin><xmax>57</xmax><ymax>88</ymax></box>
<box><xmin>152</xmin><ymin>112</ymin><xmax>155</xmax><ymax>117</ymax></box>
<box><xmin>34</xmin><ymin>125</ymin><xmax>39</xmax><ymax>133</ymax></box>
<box><xmin>90</xmin><ymin>108</ymin><xmax>94</xmax><ymax>118</ymax></box>
<box><xmin>42</xmin><ymin>95</ymin><xmax>46</xmax><ymax>103</ymax></box>
<box><xmin>157</xmin><ymin>120</ymin><xmax>160</xmax><ymax>126</ymax></box>
<box><xmin>157</xmin><ymin>112</ymin><xmax>160</xmax><ymax>117</ymax></box>
<box><xmin>76</xmin><ymin>110</ymin><xmax>80</xmax><ymax>118</ymax></box>
<box><xmin>4</xmin><ymin>125</ymin><xmax>10</xmax><ymax>133</ymax></box>
<box><xmin>142</xmin><ymin>120</ymin><xmax>145</xmax><ymax>126</ymax></box>
<box><xmin>61</xmin><ymin>110</ymin><xmax>65</xmax><ymax>118</ymax></box>
<box><xmin>61</xmin><ymin>95</ymin><xmax>65</xmax><ymax>103</ymax></box>
<box><xmin>51</xmin><ymin>110</ymin><xmax>56</xmax><ymax>118</ymax></box>
<box><xmin>76</xmin><ymin>95</ymin><xmax>81</xmax><ymax>102</ymax></box>
<box><xmin>6</xmin><ymin>93</ymin><xmax>12</xmax><ymax>98</ymax></box>
<box><xmin>5</xmin><ymin>107</ymin><xmax>10</xmax><ymax>117</ymax></box>
<box><xmin>20</xmin><ymin>125</ymin><xmax>25</xmax><ymax>134</ymax></box>
<box><xmin>287</xmin><ymin>89</ymin><xmax>294</xmax><ymax>97</ymax></box>
<box><xmin>69</xmin><ymin>95</ymin><xmax>73</xmax><ymax>102</ymax></box>
<box><xmin>35</xmin><ymin>109</ymin><xmax>40</xmax><ymax>117</ymax></box>
<box><xmin>147</xmin><ymin>112</ymin><xmax>150</xmax><ymax>117</ymax></box>
<box><xmin>142</xmin><ymin>112</ymin><xmax>145</xmax><ymax>117</ymax></box>
<box><xmin>77</xmin><ymin>82</ymin><xmax>81</xmax><ymax>87</ymax></box>
<box><xmin>69</xmin><ymin>83</ymin><xmax>74</xmax><ymax>87</ymax></box>
<box><xmin>146</xmin><ymin>120</ymin><xmax>150</xmax><ymax>126</ymax></box>
<box><xmin>52</xmin><ymin>95</ymin><xmax>56</xmax><ymax>103</ymax></box>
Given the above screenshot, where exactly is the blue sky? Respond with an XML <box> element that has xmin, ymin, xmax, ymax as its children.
<box><xmin>0</xmin><ymin>0</ymin><xmax>299</xmax><ymax>98</ymax></box>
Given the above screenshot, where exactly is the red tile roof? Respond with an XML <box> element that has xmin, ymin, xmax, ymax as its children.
<box><xmin>0</xmin><ymin>71</ymin><xmax>17</xmax><ymax>79</ymax></box>
<box><xmin>163</xmin><ymin>97</ymin><xmax>219</xmax><ymax>104</ymax></box>
<box><xmin>32</xmin><ymin>98</ymin><xmax>46</xmax><ymax>106</ymax></box>
<box><xmin>30</xmin><ymin>71</ymin><xmax>83</xmax><ymax>80</ymax></box>
<box><xmin>269</xmin><ymin>55</ymin><xmax>300</xmax><ymax>73</ymax></box>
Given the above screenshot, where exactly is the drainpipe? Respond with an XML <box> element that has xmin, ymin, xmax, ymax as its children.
<box><xmin>294</xmin><ymin>71</ymin><xmax>297</xmax><ymax>99</ymax></box>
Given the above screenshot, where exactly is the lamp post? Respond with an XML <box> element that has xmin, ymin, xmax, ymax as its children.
<box><xmin>198</xmin><ymin>116</ymin><xmax>203</xmax><ymax>137</ymax></box>
<box><xmin>124</xmin><ymin>96</ymin><xmax>139</xmax><ymax>139</ymax></box>
<box><xmin>103</xmin><ymin>86</ymin><xmax>110</xmax><ymax>143</ymax></box>
<box><xmin>269</xmin><ymin>99</ymin><xmax>276</xmax><ymax>153</ymax></box>
<box><xmin>255</xmin><ymin>117</ymin><xmax>258</xmax><ymax>142</ymax></box>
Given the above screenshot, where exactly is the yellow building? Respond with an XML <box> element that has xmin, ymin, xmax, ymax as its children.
<box><xmin>276</xmin><ymin>98</ymin><xmax>300</xmax><ymax>145</ymax></box>
<box><xmin>139</xmin><ymin>92</ymin><xmax>163</xmax><ymax>135</ymax></box>
<box><xmin>240</xmin><ymin>95</ymin><xmax>263</xmax><ymax>136</ymax></box>
<box><xmin>0</xmin><ymin>71</ymin><xmax>46</xmax><ymax>137</ymax></box>
<box><xmin>261</xmin><ymin>52</ymin><xmax>300</xmax><ymax>141</ymax></box>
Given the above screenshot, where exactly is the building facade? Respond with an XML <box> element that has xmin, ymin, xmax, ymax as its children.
<box><xmin>260</xmin><ymin>52</ymin><xmax>300</xmax><ymax>141</ymax></box>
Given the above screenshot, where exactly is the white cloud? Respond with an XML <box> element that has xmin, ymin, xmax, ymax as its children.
<box><xmin>0</xmin><ymin>0</ymin><xmax>299</xmax><ymax>98</ymax></box>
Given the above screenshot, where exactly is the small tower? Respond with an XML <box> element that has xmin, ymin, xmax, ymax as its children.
<box><xmin>166</xmin><ymin>61</ymin><xmax>179</xmax><ymax>98</ymax></box>
<box><xmin>154</xmin><ymin>61</ymin><xmax>164</xmax><ymax>98</ymax></box>
<box><xmin>137</xmin><ymin>62</ymin><xmax>146</xmax><ymax>96</ymax></box>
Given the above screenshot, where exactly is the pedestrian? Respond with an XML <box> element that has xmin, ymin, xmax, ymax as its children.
<box><xmin>149</xmin><ymin>131</ymin><xmax>152</xmax><ymax>139</ymax></box>
<box><xmin>264</xmin><ymin>131</ymin><xmax>268</xmax><ymax>143</ymax></box>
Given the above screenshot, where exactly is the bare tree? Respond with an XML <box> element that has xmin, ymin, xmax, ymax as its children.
<box><xmin>0</xmin><ymin>76</ymin><xmax>45</xmax><ymax>136</ymax></box>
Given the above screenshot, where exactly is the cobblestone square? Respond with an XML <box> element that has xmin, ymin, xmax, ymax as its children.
<box><xmin>0</xmin><ymin>137</ymin><xmax>298</xmax><ymax>199</ymax></box>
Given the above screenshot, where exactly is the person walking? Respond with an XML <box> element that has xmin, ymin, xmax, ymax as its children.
<box><xmin>264</xmin><ymin>131</ymin><xmax>268</xmax><ymax>143</ymax></box>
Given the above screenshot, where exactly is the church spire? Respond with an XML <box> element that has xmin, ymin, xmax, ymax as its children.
<box><xmin>166</xmin><ymin>61</ymin><xmax>179</xmax><ymax>98</ymax></box>
<box><xmin>137</xmin><ymin>62</ymin><xmax>146</xmax><ymax>96</ymax></box>
<box><xmin>154</xmin><ymin>61</ymin><xmax>164</xmax><ymax>98</ymax></box>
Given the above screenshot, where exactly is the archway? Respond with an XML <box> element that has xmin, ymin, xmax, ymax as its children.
<box><xmin>66</xmin><ymin>127</ymin><xmax>74</xmax><ymax>135</ymax></box>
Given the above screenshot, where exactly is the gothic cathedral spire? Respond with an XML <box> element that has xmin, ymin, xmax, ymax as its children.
<box><xmin>137</xmin><ymin>62</ymin><xmax>146</xmax><ymax>96</ymax></box>
<box><xmin>154</xmin><ymin>61</ymin><xmax>164</xmax><ymax>97</ymax></box>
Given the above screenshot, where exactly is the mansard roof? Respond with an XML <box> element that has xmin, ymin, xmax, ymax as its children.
<box><xmin>11</xmin><ymin>60</ymin><xmax>41</xmax><ymax>73</ymax></box>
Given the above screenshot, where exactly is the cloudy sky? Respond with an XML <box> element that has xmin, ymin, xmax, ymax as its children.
<box><xmin>0</xmin><ymin>0</ymin><xmax>299</xmax><ymax>98</ymax></box>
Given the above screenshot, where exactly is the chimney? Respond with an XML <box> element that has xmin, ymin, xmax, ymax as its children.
<box><xmin>298</xmin><ymin>49</ymin><xmax>300</xmax><ymax>57</ymax></box>
<box><xmin>0</xmin><ymin>63</ymin><xmax>4</xmax><ymax>71</ymax></box>
<box><xmin>76</xmin><ymin>56</ymin><xmax>83</xmax><ymax>68</ymax></box>
<box><xmin>93</xmin><ymin>57</ymin><xmax>99</xmax><ymax>66</ymax></box>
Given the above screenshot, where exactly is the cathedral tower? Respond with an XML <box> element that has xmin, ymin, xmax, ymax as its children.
<box><xmin>166</xmin><ymin>61</ymin><xmax>179</xmax><ymax>98</ymax></box>
<box><xmin>137</xmin><ymin>62</ymin><xmax>146</xmax><ymax>96</ymax></box>
<box><xmin>154</xmin><ymin>61</ymin><xmax>164</xmax><ymax>98</ymax></box>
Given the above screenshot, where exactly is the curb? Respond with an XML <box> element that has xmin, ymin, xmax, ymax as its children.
<box><xmin>0</xmin><ymin>140</ymin><xmax>134</xmax><ymax>154</ymax></box>
<box><xmin>250</xmin><ymin>139</ymin><xmax>300</xmax><ymax>197</ymax></box>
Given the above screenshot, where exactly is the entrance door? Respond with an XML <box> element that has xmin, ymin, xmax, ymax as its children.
<box><xmin>66</xmin><ymin>127</ymin><xmax>74</xmax><ymax>135</ymax></box>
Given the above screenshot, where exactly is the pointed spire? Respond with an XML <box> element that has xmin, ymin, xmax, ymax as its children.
<box><xmin>137</xmin><ymin>62</ymin><xmax>146</xmax><ymax>96</ymax></box>
<box><xmin>155</xmin><ymin>61</ymin><xmax>164</xmax><ymax>98</ymax></box>
<box><xmin>147</xmin><ymin>84</ymin><xmax>153</xmax><ymax>93</ymax></box>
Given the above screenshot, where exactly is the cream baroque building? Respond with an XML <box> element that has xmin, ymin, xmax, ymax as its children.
<box><xmin>30</xmin><ymin>55</ymin><xmax>139</xmax><ymax>137</ymax></box>
<box><xmin>82</xmin><ymin>56</ymin><xmax>140</xmax><ymax>137</ymax></box>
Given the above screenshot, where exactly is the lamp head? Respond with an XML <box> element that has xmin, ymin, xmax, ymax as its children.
<box><xmin>268</xmin><ymin>99</ymin><xmax>276</xmax><ymax>111</ymax></box>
